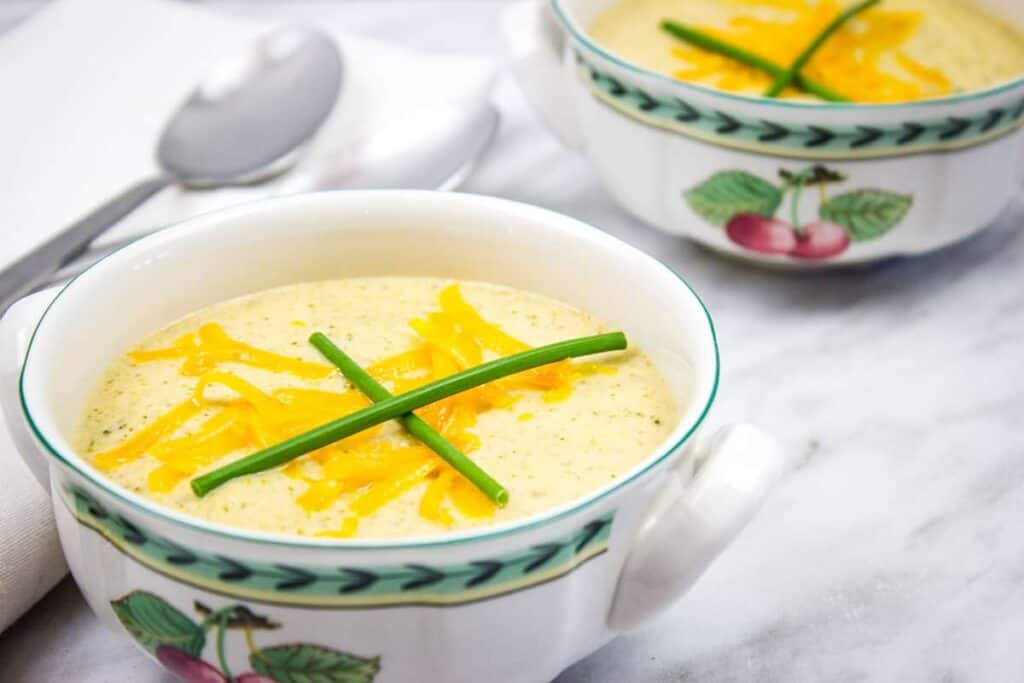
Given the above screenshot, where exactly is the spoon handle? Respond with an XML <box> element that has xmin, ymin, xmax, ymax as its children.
<box><xmin>0</xmin><ymin>176</ymin><xmax>170</xmax><ymax>313</ymax></box>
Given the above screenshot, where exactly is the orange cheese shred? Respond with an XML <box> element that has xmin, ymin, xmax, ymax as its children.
<box><xmin>92</xmin><ymin>398</ymin><xmax>202</xmax><ymax>471</ymax></box>
<box><xmin>349</xmin><ymin>459</ymin><xmax>440</xmax><ymax>516</ymax></box>
<box><xmin>419</xmin><ymin>470</ymin><xmax>456</xmax><ymax>526</ymax></box>
<box><xmin>129</xmin><ymin>322</ymin><xmax>335</xmax><ymax>379</ymax></box>
<box><xmin>316</xmin><ymin>517</ymin><xmax>359</xmax><ymax>538</ymax></box>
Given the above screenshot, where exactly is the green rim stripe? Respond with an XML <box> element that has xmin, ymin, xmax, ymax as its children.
<box><xmin>68</xmin><ymin>487</ymin><xmax>615</xmax><ymax>607</ymax></box>
<box><xmin>580</xmin><ymin>58</ymin><xmax>1024</xmax><ymax>159</ymax></box>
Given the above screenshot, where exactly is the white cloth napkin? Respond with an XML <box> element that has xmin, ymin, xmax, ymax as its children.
<box><xmin>0</xmin><ymin>0</ymin><xmax>495</xmax><ymax>633</ymax></box>
<box><xmin>0</xmin><ymin>419</ymin><xmax>67</xmax><ymax>635</ymax></box>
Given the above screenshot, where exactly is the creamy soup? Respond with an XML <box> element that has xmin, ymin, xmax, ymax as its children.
<box><xmin>76</xmin><ymin>278</ymin><xmax>678</xmax><ymax>539</ymax></box>
<box><xmin>588</xmin><ymin>0</ymin><xmax>1024</xmax><ymax>103</ymax></box>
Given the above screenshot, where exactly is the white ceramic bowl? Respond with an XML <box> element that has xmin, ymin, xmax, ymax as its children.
<box><xmin>505</xmin><ymin>0</ymin><xmax>1024</xmax><ymax>267</ymax></box>
<box><xmin>1</xmin><ymin>192</ymin><xmax>785</xmax><ymax>683</ymax></box>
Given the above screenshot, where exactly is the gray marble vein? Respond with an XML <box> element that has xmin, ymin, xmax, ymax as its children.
<box><xmin>2</xmin><ymin>2</ymin><xmax>1023</xmax><ymax>682</ymax></box>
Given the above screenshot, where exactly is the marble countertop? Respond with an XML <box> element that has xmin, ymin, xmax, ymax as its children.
<box><xmin>2</xmin><ymin>2</ymin><xmax>1024</xmax><ymax>681</ymax></box>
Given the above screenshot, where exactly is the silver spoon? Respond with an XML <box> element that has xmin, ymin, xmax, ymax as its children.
<box><xmin>41</xmin><ymin>102</ymin><xmax>500</xmax><ymax>288</ymax></box>
<box><xmin>0</xmin><ymin>26</ymin><xmax>343</xmax><ymax>313</ymax></box>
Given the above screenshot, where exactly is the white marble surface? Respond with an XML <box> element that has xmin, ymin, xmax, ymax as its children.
<box><xmin>3</xmin><ymin>1</ymin><xmax>1024</xmax><ymax>681</ymax></box>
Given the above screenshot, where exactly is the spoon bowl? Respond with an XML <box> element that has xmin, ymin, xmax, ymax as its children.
<box><xmin>0</xmin><ymin>26</ymin><xmax>343</xmax><ymax>313</ymax></box>
<box><xmin>159</xmin><ymin>27</ymin><xmax>343</xmax><ymax>186</ymax></box>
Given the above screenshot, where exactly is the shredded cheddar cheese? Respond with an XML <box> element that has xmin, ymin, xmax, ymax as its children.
<box><xmin>128</xmin><ymin>321</ymin><xmax>335</xmax><ymax>379</ymax></box>
<box><xmin>668</xmin><ymin>0</ymin><xmax>951</xmax><ymax>102</ymax></box>
<box><xmin>92</xmin><ymin>284</ymin><xmax>616</xmax><ymax>532</ymax></box>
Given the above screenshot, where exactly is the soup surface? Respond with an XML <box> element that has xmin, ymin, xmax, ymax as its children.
<box><xmin>588</xmin><ymin>0</ymin><xmax>1024</xmax><ymax>103</ymax></box>
<box><xmin>76</xmin><ymin>278</ymin><xmax>678</xmax><ymax>539</ymax></box>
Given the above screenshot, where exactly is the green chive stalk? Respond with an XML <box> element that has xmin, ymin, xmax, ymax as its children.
<box><xmin>764</xmin><ymin>0</ymin><xmax>880</xmax><ymax>97</ymax></box>
<box><xmin>191</xmin><ymin>332</ymin><xmax>627</xmax><ymax>497</ymax></box>
<box><xmin>309</xmin><ymin>332</ymin><xmax>509</xmax><ymax>507</ymax></box>
<box><xmin>659</xmin><ymin>20</ymin><xmax>848</xmax><ymax>102</ymax></box>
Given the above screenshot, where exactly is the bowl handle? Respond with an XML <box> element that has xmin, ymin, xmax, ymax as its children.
<box><xmin>607</xmin><ymin>424</ymin><xmax>787</xmax><ymax>630</ymax></box>
<box><xmin>501</xmin><ymin>0</ymin><xmax>583</xmax><ymax>149</ymax></box>
<box><xmin>0</xmin><ymin>288</ymin><xmax>61</xmax><ymax>488</ymax></box>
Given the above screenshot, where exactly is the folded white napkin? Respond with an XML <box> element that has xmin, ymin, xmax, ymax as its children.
<box><xmin>0</xmin><ymin>0</ymin><xmax>495</xmax><ymax>632</ymax></box>
<box><xmin>0</xmin><ymin>419</ymin><xmax>67</xmax><ymax>635</ymax></box>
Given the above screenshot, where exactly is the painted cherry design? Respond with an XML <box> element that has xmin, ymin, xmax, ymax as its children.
<box><xmin>687</xmin><ymin>165</ymin><xmax>915</xmax><ymax>261</ymax></box>
<box><xmin>155</xmin><ymin>647</ymin><xmax>279</xmax><ymax>683</ymax></box>
<box><xmin>685</xmin><ymin>164</ymin><xmax>894</xmax><ymax>261</ymax></box>
<box><xmin>782</xmin><ymin>167</ymin><xmax>850</xmax><ymax>260</ymax></box>
<box><xmin>790</xmin><ymin>220</ymin><xmax>851</xmax><ymax>260</ymax></box>
<box><xmin>156</xmin><ymin>646</ymin><xmax>227</xmax><ymax>683</ymax></box>
<box><xmin>113</xmin><ymin>592</ymin><xmax>377</xmax><ymax>683</ymax></box>
<box><xmin>725</xmin><ymin>213</ymin><xmax>798</xmax><ymax>254</ymax></box>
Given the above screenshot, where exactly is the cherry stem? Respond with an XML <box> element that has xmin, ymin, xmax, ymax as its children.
<box><xmin>217</xmin><ymin>611</ymin><xmax>234</xmax><ymax>683</ymax></box>
<box><xmin>244</xmin><ymin>626</ymin><xmax>258</xmax><ymax>655</ymax></box>
<box><xmin>788</xmin><ymin>167</ymin><xmax>816</xmax><ymax>237</ymax></box>
<box><xmin>198</xmin><ymin>606</ymin><xmax>236</xmax><ymax>632</ymax></box>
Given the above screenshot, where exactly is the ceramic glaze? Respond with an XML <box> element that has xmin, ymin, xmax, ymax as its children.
<box><xmin>1</xmin><ymin>192</ymin><xmax>785</xmax><ymax>683</ymax></box>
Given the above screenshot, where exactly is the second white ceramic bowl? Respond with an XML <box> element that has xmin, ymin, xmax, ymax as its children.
<box><xmin>505</xmin><ymin>0</ymin><xmax>1024</xmax><ymax>267</ymax></box>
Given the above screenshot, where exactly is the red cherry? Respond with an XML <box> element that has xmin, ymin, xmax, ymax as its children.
<box><xmin>790</xmin><ymin>220</ymin><xmax>851</xmax><ymax>260</ymax></box>
<box><xmin>725</xmin><ymin>213</ymin><xmax>797</xmax><ymax>255</ymax></box>
<box><xmin>155</xmin><ymin>646</ymin><xmax>227</xmax><ymax>683</ymax></box>
<box><xmin>236</xmin><ymin>675</ymin><xmax>279</xmax><ymax>683</ymax></box>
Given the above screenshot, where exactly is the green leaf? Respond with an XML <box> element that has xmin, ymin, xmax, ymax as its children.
<box><xmin>110</xmin><ymin>591</ymin><xmax>205</xmax><ymax>657</ymax></box>
<box><xmin>683</xmin><ymin>171</ymin><xmax>782</xmax><ymax>226</ymax></box>
<box><xmin>251</xmin><ymin>644</ymin><xmax>381</xmax><ymax>683</ymax></box>
<box><xmin>819</xmin><ymin>189</ymin><xmax>912</xmax><ymax>242</ymax></box>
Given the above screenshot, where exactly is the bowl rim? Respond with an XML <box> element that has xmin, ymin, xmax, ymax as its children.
<box><xmin>552</xmin><ymin>0</ymin><xmax>1024</xmax><ymax>112</ymax></box>
<box><xmin>19</xmin><ymin>191</ymin><xmax>721</xmax><ymax>551</ymax></box>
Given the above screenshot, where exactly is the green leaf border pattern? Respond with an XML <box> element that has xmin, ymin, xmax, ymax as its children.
<box><xmin>576</xmin><ymin>55</ymin><xmax>1024</xmax><ymax>159</ymax></box>
<box><xmin>68</xmin><ymin>487</ymin><xmax>614</xmax><ymax>608</ymax></box>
